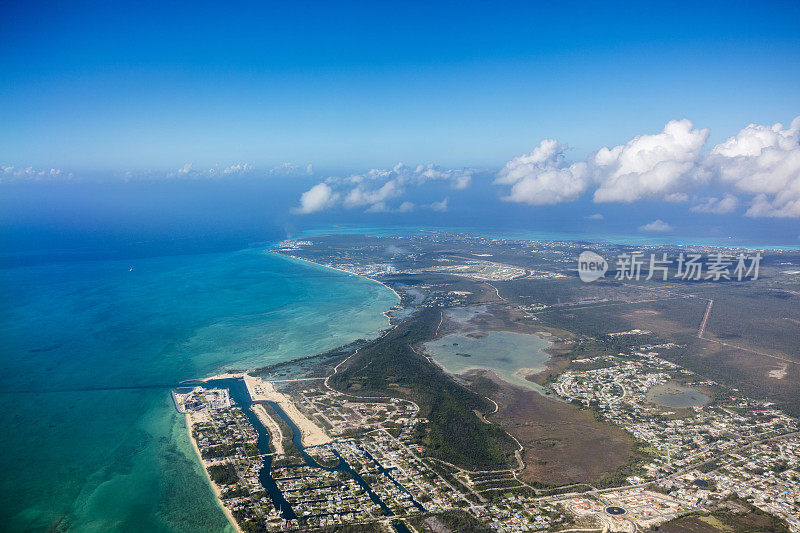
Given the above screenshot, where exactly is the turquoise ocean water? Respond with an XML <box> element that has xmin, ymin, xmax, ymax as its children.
<box><xmin>0</xmin><ymin>248</ymin><xmax>397</xmax><ymax>532</ymax></box>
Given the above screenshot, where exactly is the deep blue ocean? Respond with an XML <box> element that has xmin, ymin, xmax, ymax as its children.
<box><xmin>0</xmin><ymin>246</ymin><xmax>397</xmax><ymax>531</ymax></box>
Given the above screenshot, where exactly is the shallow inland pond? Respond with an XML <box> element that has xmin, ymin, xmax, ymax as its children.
<box><xmin>646</xmin><ymin>382</ymin><xmax>710</xmax><ymax>408</ymax></box>
<box><xmin>423</xmin><ymin>330</ymin><xmax>553</xmax><ymax>395</ymax></box>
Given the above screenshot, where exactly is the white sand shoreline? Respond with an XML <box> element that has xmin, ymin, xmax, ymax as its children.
<box><xmin>184</xmin><ymin>413</ymin><xmax>243</xmax><ymax>533</ymax></box>
<box><xmin>180</xmin><ymin>248</ymin><xmax>401</xmax><ymax>527</ymax></box>
<box><xmin>244</xmin><ymin>374</ymin><xmax>331</xmax><ymax>447</ymax></box>
<box><xmin>269</xmin><ymin>250</ymin><xmax>402</xmax><ymax>308</ymax></box>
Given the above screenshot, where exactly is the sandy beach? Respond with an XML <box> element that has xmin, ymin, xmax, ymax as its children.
<box><xmin>271</xmin><ymin>251</ymin><xmax>403</xmax><ymax>306</ymax></box>
<box><xmin>201</xmin><ymin>371</ymin><xmax>246</xmax><ymax>382</ymax></box>
<box><xmin>251</xmin><ymin>404</ymin><xmax>285</xmax><ymax>455</ymax></box>
<box><xmin>244</xmin><ymin>374</ymin><xmax>331</xmax><ymax>447</ymax></box>
<box><xmin>184</xmin><ymin>412</ymin><xmax>243</xmax><ymax>533</ymax></box>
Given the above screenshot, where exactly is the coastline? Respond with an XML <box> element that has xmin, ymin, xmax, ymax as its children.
<box><xmin>184</xmin><ymin>412</ymin><xmax>243</xmax><ymax>533</ymax></box>
<box><xmin>179</xmin><ymin>248</ymin><xmax>402</xmax><ymax>527</ymax></box>
<box><xmin>269</xmin><ymin>250</ymin><xmax>402</xmax><ymax>309</ymax></box>
<box><xmin>244</xmin><ymin>374</ymin><xmax>331</xmax><ymax>447</ymax></box>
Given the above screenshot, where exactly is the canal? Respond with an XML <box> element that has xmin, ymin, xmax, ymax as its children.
<box><xmin>201</xmin><ymin>378</ymin><xmax>395</xmax><ymax>521</ymax></box>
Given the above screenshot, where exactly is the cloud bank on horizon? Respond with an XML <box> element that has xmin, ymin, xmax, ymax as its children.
<box><xmin>294</xmin><ymin>115</ymin><xmax>800</xmax><ymax>219</ymax></box>
<box><xmin>495</xmin><ymin>116</ymin><xmax>800</xmax><ymax>218</ymax></box>
<box><xmin>0</xmin><ymin>161</ymin><xmax>314</xmax><ymax>184</ymax></box>
<box><xmin>4</xmin><ymin>116</ymin><xmax>799</xmax><ymax>222</ymax></box>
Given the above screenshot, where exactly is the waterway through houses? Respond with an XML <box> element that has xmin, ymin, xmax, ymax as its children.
<box><xmin>194</xmin><ymin>378</ymin><xmax>403</xmax><ymax>524</ymax></box>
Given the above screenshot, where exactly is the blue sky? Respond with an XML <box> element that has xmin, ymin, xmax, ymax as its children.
<box><xmin>2</xmin><ymin>1</ymin><xmax>800</xmax><ymax>249</ymax></box>
<box><xmin>1</xmin><ymin>0</ymin><xmax>799</xmax><ymax>171</ymax></box>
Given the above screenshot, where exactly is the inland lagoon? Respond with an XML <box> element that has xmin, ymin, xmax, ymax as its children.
<box><xmin>423</xmin><ymin>330</ymin><xmax>552</xmax><ymax>394</ymax></box>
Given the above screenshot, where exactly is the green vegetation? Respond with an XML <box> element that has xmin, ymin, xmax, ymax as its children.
<box><xmin>329</xmin><ymin>307</ymin><xmax>518</xmax><ymax>470</ymax></box>
<box><xmin>659</xmin><ymin>501</ymin><xmax>791</xmax><ymax>533</ymax></box>
<box><xmin>232</xmin><ymin>510</ymin><xmax>267</xmax><ymax>533</ymax></box>
<box><xmin>256</xmin><ymin>402</ymin><xmax>302</xmax><ymax>459</ymax></box>
<box><xmin>221</xmin><ymin>486</ymin><xmax>249</xmax><ymax>499</ymax></box>
<box><xmin>428</xmin><ymin>510</ymin><xmax>494</xmax><ymax>533</ymax></box>
<box><xmin>207</xmin><ymin>462</ymin><xmax>238</xmax><ymax>485</ymax></box>
<box><xmin>469</xmin><ymin>374</ymin><xmax>501</xmax><ymax>397</ymax></box>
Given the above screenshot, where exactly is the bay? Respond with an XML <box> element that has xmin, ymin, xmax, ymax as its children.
<box><xmin>0</xmin><ymin>248</ymin><xmax>397</xmax><ymax>532</ymax></box>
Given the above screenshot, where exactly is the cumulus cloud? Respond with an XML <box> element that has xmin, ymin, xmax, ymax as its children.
<box><xmin>585</xmin><ymin>213</ymin><xmax>604</xmax><ymax>220</ymax></box>
<box><xmin>364</xmin><ymin>200</ymin><xmax>415</xmax><ymax>213</ymax></box>
<box><xmin>705</xmin><ymin>116</ymin><xmax>800</xmax><ymax>217</ymax></box>
<box><xmin>294</xmin><ymin>163</ymin><xmax>472</xmax><ymax>214</ymax></box>
<box><xmin>365</xmin><ymin>202</ymin><xmax>390</xmax><ymax>213</ymax></box>
<box><xmin>429</xmin><ymin>198</ymin><xmax>449</xmax><ymax>212</ymax></box>
<box><xmin>690</xmin><ymin>194</ymin><xmax>739</xmax><ymax>214</ymax></box>
<box><xmin>495</xmin><ymin>116</ymin><xmax>800</xmax><ymax>218</ymax></box>
<box><xmin>592</xmin><ymin>119</ymin><xmax>709</xmax><ymax>203</ymax></box>
<box><xmin>496</xmin><ymin>121</ymin><xmax>709</xmax><ymax>205</ymax></box>
<box><xmin>293</xmin><ymin>183</ymin><xmax>338</xmax><ymax>214</ymax></box>
<box><xmin>495</xmin><ymin>140</ymin><xmax>589</xmax><ymax>205</ymax></box>
<box><xmin>1</xmin><ymin>165</ymin><xmax>71</xmax><ymax>183</ymax></box>
<box><xmin>266</xmin><ymin>162</ymin><xmax>313</xmax><ymax>176</ymax></box>
<box><xmin>398</xmin><ymin>201</ymin><xmax>415</xmax><ymax>212</ymax></box>
<box><xmin>222</xmin><ymin>163</ymin><xmax>252</xmax><ymax>174</ymax></box>
<box><xmin>344</xmin><ymin>180</ymin><xmax>403</xmax><ymax>208</ymax></box>
<box><xmin>168</xmin><ymin>162</ymin><xmax>256</xmax><ymax>178</ymax></box>
<box><xmin>638</xmin><ymin>219</ymin><xmax>673</xmax><ymax>232</ymax></box>
<box><xmin>164</xmin><ymin>162</ymin><xmax>312</xmax><ymax>179</ymax></box>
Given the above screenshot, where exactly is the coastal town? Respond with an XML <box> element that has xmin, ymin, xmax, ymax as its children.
<box><xmin>170</xmin><ymin>236</ymin><xmax>800</xmax><ymax>532</ymax></box>
<box><xmin>175</xmin><ymin>340</ymin><xmax>800</xmax><ymax>532</ymax></box>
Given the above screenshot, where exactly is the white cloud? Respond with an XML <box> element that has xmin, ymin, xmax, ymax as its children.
<box><xmin>494</xmin><ymin>117</ymin><xmax>800</xmax><ymax>218</ymax></box>
<box><xmin>398</xmin><ymin>201</ymin><xmax>415</xmax><ymax>212</ymax></box>
<box><xmin>293</xmin><ymin>183</ymin><xmax>338</xmax><ymax>214</ymax></box>
<box><xmin>222</xmin><ymin>163</ymin><xmax>252</xmax><ymax>174</ymax></box>
<box><xmin>410</xmin><ymin>163</ymin><xmax>473</xmax><ymax>189</ymax></box>
<box><xmin>294</xmin><ymin>163</ymin><xmax>472</xmax><ymax>213</ymax></box>
<box><xmin>0</xmin><ymin>165</ymin><xmax>70</xmax><ymax>183</ymax></box>
<box><xmin>164</xmin><ymin>162</ymin><xmax>314</xmax><ymax>179</ymax></box>
<box><xmin>343</xmin><ymin>180</ymin><xmax>403</xmax><ymax>208</ymax></box>
<box><xmin>638</xmin><ymin>219</ymin><xmax>673</xmax><ymax>232</ymax></box>
<box><xmin>365</xmin><ymin>201</ymin><xmax>390</xmax><ymax>213</ymax></box>
<box><xmin>364</xmin><ymin>200</ymin><xmax>415</xmax><ymax>213</ymax></box>
<box><xmin>592</xmin><ymin>119</ymin><xmax>709</xmax><ymax>203</ymax></box>
<box><xmin>495</xmin><ymin>140</ymin><xmax>589</xmax><ymax>205</ymax></box>
<box><xmin>494</xmin><ymin>139</ymin><xmax>566</xmax><ymax>185</ymax></box>
<box><xmin>451</xmin><ymin>174</ymin><xmax>472</xmax><ymax>190</ymax></box>
<box><xmin>168</xmin><ymin>162</ymin><xmax>257</xmax><ymax>178</ymax></box>
<box><xmin>429</xmin><ymin>198</ymin><xmax>449</xmax><ymax>212</ymax></box>
<box><xmin>705</xmin><ymin>116</ymin><xmax>800</xmax><ymax>217</ymax></box>
<box><xmin>690</xmin><ymin>194</ymin><xmax>739</xmax><ymax>214</ymax></box>
<box><xmin>496</xmin><ymin>121</ymin><xmax>709</xmax><ymax>205</ymax></box>
<box><xmin>586</xmin><ymin>213</ymin><xmax>604</xmax><ymax>220</ymax></box>
<box><xmin>267</xmin><ymin>162</ymin><xmax>313</xmax><ymax>176</ymax></box>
